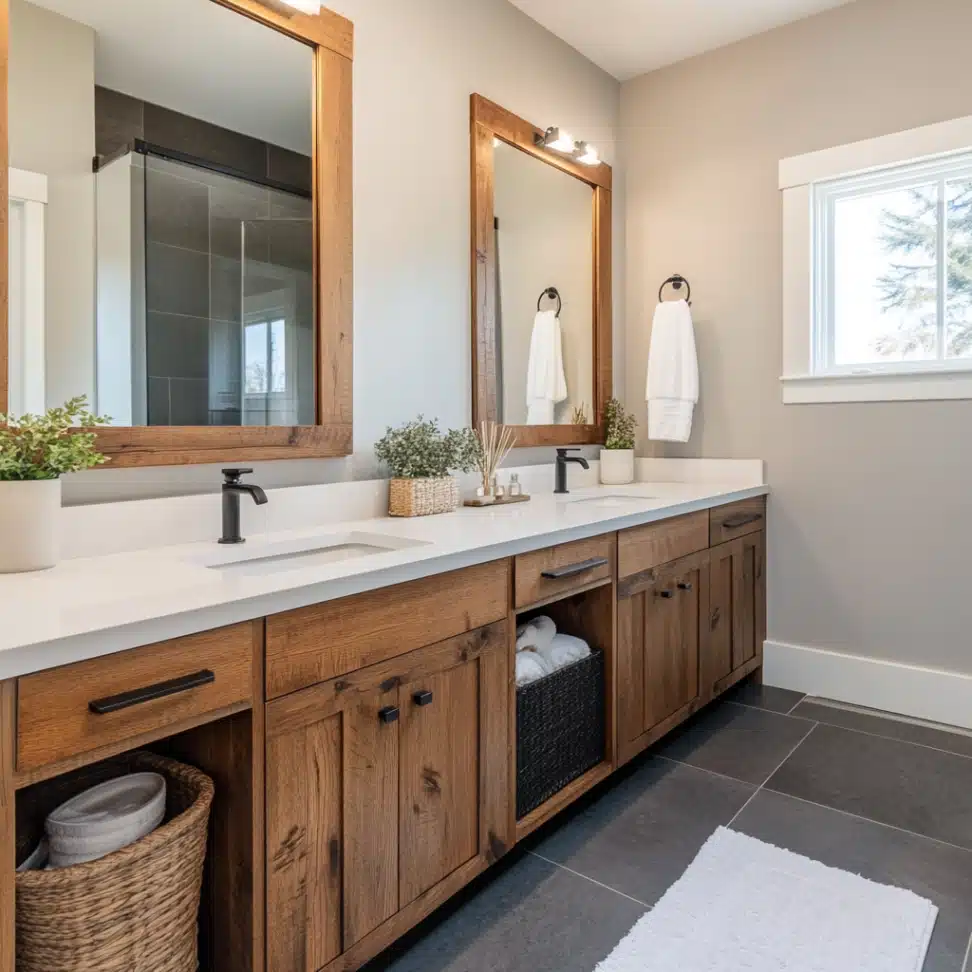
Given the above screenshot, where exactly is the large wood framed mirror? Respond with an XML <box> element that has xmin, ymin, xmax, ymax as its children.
<box><xmin>470</xmin><ymin>94</ymin><xmax>612</xmax><ymax>447</ymax></box>
<box><xmin>0</xmin><ymin>0</ymin><xmax>352</xmax><ymax>468</ymax></box>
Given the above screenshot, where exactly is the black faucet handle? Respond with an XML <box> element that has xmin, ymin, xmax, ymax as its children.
<box><xmin>222</xmin><ymin>468</ymin><xmax>254</xmax><ymax>484</ymax></box>
<box><xmin>556</xmin><ymin>448</ymin><xmax>580</xmax><ymax>457</ymax></box>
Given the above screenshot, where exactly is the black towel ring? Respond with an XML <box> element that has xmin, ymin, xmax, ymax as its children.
<box><xmin>537</xmin><ymin>286</ymin><xmax>562</xmax><ymax>316</ymax></box>
<box><xmin>659</xmin><ymin>274</ymin><xmax>691</xmax><ymax>305</ymax></box>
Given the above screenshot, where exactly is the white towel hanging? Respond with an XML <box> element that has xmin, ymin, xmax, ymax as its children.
<box><xmin>526</xmin><ymin>310</ymin><xmax>568</xmax><ymax>425</ymax></box>
<box><xmin>646</xmin><ymin>299</ymin><xmax>699</xmax><ymax>442</ymax></box>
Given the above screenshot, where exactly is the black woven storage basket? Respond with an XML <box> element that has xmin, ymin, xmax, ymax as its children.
<box><xmin>516</xmin><ymin>649</ymin><xmax>606</xmax><ymax>819</ymax></box>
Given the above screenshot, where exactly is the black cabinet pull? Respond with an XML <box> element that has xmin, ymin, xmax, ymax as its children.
<box><xmin>88</xmin><ymin>669</ymin><xmax>215</xmax><ymax>715</ymax></box>
<box><xmin>378</xmin><ymin>706</ymin><xmax>400</xmax><ymax>724</ymax></box>
<box><xmin>678</xmin><ymin>582</ymin><xmax>694</xmax><ymax>592</ymax></box>
<box><xmin>413</xmin><ymin>690</ymin><xmax>434</xmax><ymax>707</ymax></box>
<box><xmin>657</xmin><ymin>590</ymin><xmax>675</xmax><ymax>599</ymax></box>
<box><xmin>723</xmin><ymin>513</ymin><xmax>763</xmax><ymax>530</ymax></box>
<box><xmin>541</xmin><ymin>557</ymin><xmax>609</xmax><ymax>580</ymax></box>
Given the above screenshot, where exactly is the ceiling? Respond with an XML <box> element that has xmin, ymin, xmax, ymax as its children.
<box><xmin>508</xmin><ymin>0</ymin><xmax>857</xmax><ymax>80</ymax></box>
<box><xmin>25</xmin><ymin>0</ymin><xmax>314</xmax><ymax>154</ymax></box>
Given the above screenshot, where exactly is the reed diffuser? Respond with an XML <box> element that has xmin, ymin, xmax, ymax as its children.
<box><xmin>474</xmin><ymin>421</ymin><xmax>517</xmax><ymax>502</ymax></box>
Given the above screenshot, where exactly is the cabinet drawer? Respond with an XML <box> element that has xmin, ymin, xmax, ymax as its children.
<box><xmin>17</xmin><ymin>622</ymin><xmax>256</xmax><ymax>774</ymax></box>
<box><xmin>618</xmin><ymin>511</ymin><xmax>709</xmax><ymax>579</ymax></box>
<box><xmin>514</xmin><ymin>534</ymin><xmax>615</xmax><ymax>609</ymax></box>
<box><xmin>266</xmin><ymin>560</ymin><xmax>510</xmax><ymax>698</ymax></box>
<box><xmin>710</xmin><ymin>497</ymin><xmax>766</xmax><ymax>545</ymax></box>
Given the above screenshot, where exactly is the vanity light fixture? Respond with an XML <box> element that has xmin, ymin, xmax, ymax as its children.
<box><xmin>575</xmin><ymin>142</ymin><xmax>600</xmax><ymax>166</ymax></box>
<box><xmin>535</xmin><ymin>127</ymin><xmax>601</xmax><ymax>167</ymax></box>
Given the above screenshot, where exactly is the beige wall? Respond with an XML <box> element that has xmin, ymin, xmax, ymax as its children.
<box><xmin>9</xmin><ymin>0</ymin><xmax>96</xmax><ymax>409</ymax></box>
<box><xmin>622</xmin><ymin>0</ymin><xmax>972</xmax><ymax>676</ymax></box>
<box><xmin>61</xmin><ymin>0</ymin><xmax>621</xmax><ymax>504</ymax></box>
<box><xmin>495</xmin><ymin>141</ymin><xmax>595</xmax><ymax>426</ymax></box>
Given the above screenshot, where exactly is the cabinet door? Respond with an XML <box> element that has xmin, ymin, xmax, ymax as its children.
<box><xmin>617</xmin><ymin>553</ymin><xmax>706</xmax><ymax>765</ymax></box>
<box><xmin>705</xmin><ymin>532</ymin><xmax>766</xmax><ymax>697</ymax></box>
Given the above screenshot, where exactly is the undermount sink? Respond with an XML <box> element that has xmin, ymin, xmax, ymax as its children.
<box><xmin>564</xmin><ymin>494</ymin><xmax>659</xmax><ymax>509</ymax></box>
<box><xmin>201</xmin><ymin>531</ymin><xmax>429</xmax><ymax>576</ymax></box>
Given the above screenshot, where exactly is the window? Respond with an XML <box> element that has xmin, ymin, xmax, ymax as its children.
<box><xmin>244</xmin><ymin>319</ymin><xmax>287</xmax><ymax>395</ymax></box>
<box><xmin>780</xmin><ymin>113</ymin><xmax>972</xmax><ymax>402</ymax></box>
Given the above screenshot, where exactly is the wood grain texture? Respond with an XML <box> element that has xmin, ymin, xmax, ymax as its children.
<box><xmin>514</xmin><ymin>534</ymin><xmax>615</xmax><ymax>609</ymax></box>
<box><xmin>399</xmin><ymin>661</ymin><xmax>479</xmax><ymax>906</ymax></box>
<box><xmin>469</xmin><ymin>93</ymin><xmax>613</xmax><ymax>446</ymax></box>
<box><xmin>266</xmin><ymin>561</ymin><xmax>510</xmax><ymax>698</ymax></box>
<box><xmin>0</xmin><ymin>680</ymin><xmax>14</xmax><ymax>972</ymax></box>
<box><xmin>710</xmin><ymin>496</ymin><xmax>766</xmax><ymax>546</ymax></box>
<box><xmin>1</xmin><ymin>0</ymin><xmax>353</xmax><ymax>468</ymax></box>
<box><xmin>732</xmin><ymin>534</ymin><xmax>759</xmax><ymax>672</ymax></box>
<box><xmin>618</xmin><ymin>511</ymin><xmax>709</xmax><ymax>579</ymax></box>
<box><xmin>16</xmin><ymin>622</ymin><xmax>254</xmax><ymax>774</ymax></box>
<box><xmin>481</xmin><ymin>614</ymin><xmax>515</xmax><ymax>861</ymax></box>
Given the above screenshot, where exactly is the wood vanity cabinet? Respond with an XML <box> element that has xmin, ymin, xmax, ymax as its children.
<box><xmin>264</xmin><ymin>620</ymin><xmax>513</xmax><ymax>972</ymax></box>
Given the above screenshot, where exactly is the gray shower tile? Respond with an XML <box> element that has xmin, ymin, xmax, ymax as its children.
<box><xmin>95</xmin><ymin>86</ymin><xmax>143</xmax><ymax>160</ymax></box>
<box><xmin>267</xmin><ymin>145</ymin><xmax>312</xmax><ymax>195</ymax></box>
<box><xmin>146</xmin><ymin>243</ymin><xmax>210</xmax><ymax>318</ymax></box>
<box><xmin>767</xmin><ymin>723</ymin><xmax>972</xmax><ymax>850</ymax></box>
<box><xmin>147</xmin><ymin>376</ymin><xmax>170</xmax><ymax>426</ymax></box>
<box><xmin>146</xmin><ymin>312</ymin><xmax>209</xmax><ymax>381</ymax></box>
<box><xmin>791</xmin><ymin>700</ymin><xmax>972</xmax><ymax>760</ymax></box>
<box><xmin>210</xmin><ymin>257</ymin><xmax>242</xmax><ymax>324</ymax></box>
<box><xmin>733</xmin><ymin>789</ymin><xmax>972</xmax><ymax>972</ymax></box>
<box><xmin>376</xmin><ymin>853</ymin><xmax>644</xmax><ymax>972</ymax></box>
<box><xmin>145</xmin><ymin>168</ymin><xmax>210</xmax><ymax>253</ymax></box>
<box><xmin>168</xmin><ymin>378</ymin><xmax>210</xmax><ymax>426</ymax></box>
<box><xmin>268</xmin><ymin>219</ymin><xmax>313</xmax><ymax>274</ymax></box>
<box><xmin>530</xmin><ymin>757</ymin><xmax>755</xmax><ymax>906</ymax></box>
<box><xmin>652</xmin><ymin>700</ymin><xmax>815</xmax><ymax>785</ymax></box>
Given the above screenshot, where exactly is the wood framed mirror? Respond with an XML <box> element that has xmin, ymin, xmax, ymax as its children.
<box><xmin>470</xmin><ymin>94</ymin><xmax>612</xmax><ymax>447</ymax></box>
<box><xmin>0</xmin><ymin>0</ymin><xmax>352</xmax><ymax>468</ymax></box>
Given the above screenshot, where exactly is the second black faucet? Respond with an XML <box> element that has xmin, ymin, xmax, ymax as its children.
<box><xmin>219</xmin><ymin>469</ymin><xmax>268</xmax><ymax>544</ymax></box>
<box><xmin>554</xmin><ymin>448</ymin><xmax>590</xmax><ymax>494</ymax></box>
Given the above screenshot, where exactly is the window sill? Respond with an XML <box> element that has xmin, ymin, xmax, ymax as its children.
<box><xmin>781</xmin><ymin>369</ymin><xmax>972</xmax><ymax>404</ymax></box>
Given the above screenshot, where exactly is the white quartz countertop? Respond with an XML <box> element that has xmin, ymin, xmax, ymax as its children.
<box><xmin>0</xmin><ymin>474</ymin><xmax>768</xmax><ymax>680</ymax></box>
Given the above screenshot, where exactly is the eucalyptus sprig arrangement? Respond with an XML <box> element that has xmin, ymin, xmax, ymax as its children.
<box><xmin>604</xmin><ymin>397</ymin><xmax>637</xmax><ymax>451</ymax></box>
<box><xmin>375</xmin><ymin>417</ymin><xmax>478</xmax><ymax>479</ymax></box>
<box><xmin>0</xmin><ymin>396</ymin><xmax>111</xmax><ymax>481</ymax></box>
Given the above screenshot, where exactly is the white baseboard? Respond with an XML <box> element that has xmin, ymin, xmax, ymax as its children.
<box><xmin>763</xmin><ymin>640</ymin><xmax>972</xmax><ymax>732</ymax></box>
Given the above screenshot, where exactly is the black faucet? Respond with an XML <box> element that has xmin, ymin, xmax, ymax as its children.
<box><xmin>219</xmin><ymin>468</ymin><xmax>268</xmax><ymax>544</ymax></box>
<box><xmin>554</xmin><ymin>448</ymin><xmax>590</xmax><ymax>494</ymax></box>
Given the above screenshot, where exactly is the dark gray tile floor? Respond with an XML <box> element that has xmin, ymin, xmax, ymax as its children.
<box><xmin>367</xmin><ymin>686</ymin><xmax>972</xmax><ymax>972</ymax></box>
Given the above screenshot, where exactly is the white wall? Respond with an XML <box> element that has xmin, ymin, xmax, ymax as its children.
<box><xmin>62</xmin><ymin>0</ymin><xmax>621</xmax><ymax>504</ymax></box>
<box><xmin>495</xmin><ymin>140</ymin><xmax>594</xmax><ymax>426</ymax></box>
<box><xmin>621</xmin><ymin>0</ymin><xmax>972</xmax><ymax>679</ymax></box>
<box><xmin>9</xmin><ymin>0</ymin><xmax>96</xmax><ymax>410</ymax></box>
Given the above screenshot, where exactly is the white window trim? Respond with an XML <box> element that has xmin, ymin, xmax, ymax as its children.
<box><xmin>780</xmin><ymin>113</ymin><xmax>972</xmax><ymax>404</ymax></box>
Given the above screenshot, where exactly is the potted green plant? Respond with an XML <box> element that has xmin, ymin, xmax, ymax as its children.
<box><xmin>0</xmin><ymin>396</ymin><xmax>110</xmax><ymax>571</ymax></box>
<box><xmin>375</xmin><ymin>417</ymin><xmax>478</xmax><ymax>517</ymax></box>
<box><xmin>601</xmin><ymin>398</ymin><xmax>637</xmax><ymax>486</ymax></box>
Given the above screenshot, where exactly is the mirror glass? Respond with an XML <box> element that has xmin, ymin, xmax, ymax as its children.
<box><xmin>7</xmin><ymin>0</ymin><xmax>316</xmax><ymax>426</ymax></box>
<box><xmin>493</xmin><ymin>140</ymin><xmax>594</xmax><ymax>426</ymax></box>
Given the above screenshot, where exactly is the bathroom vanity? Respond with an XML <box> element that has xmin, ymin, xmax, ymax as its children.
<box><xmin>0</xmin><ymin>479</ymin><xmax>767</xmax><ymax>972</ymax></box>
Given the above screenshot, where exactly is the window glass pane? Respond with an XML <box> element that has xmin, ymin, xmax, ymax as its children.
<box><xmin>271</xmin><ymin>319</ymin><xmax>286</xmax><ymax>393</ymax></box>
<box><xmin>946</xmin><ymin>179</ymin><xmax>972</xmax><ymax>359</ymax></box>
<box><xmin>245</xmin><ymin>321</ymin><xmax>268</xmax><ymax>393</ymax></box>
<box><xmin>833</xmin><ymin>184</ymin><xmax>938</xmax><ymax>366</ymax></box>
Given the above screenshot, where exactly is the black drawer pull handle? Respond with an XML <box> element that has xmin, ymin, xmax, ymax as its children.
<box><xmin>378</xmin><ymin>706</ymin><xmax>400</xmax><ymax>724</ymax></box>
<box><xmin>541</xmin><ymin>557</ymin><xmax>609</xmax><ymax>580</ymax></box>
<box><xmin>413</xmin><ymin>690</ymin><xmax>434</xmax><ymax>707</ymax></box>
<box><xmin>88</xmin><ymin>669</ymin><xmax>215</xmax><ymax>715</ymax></box>
<box><xmin>678</xmin><ymin>582</ymin><xmax>694</xmax><ymax>591</ymax></box>
<box><xmin>723</xmin><ymin>513</ymin><xmax>763</xmax><ymax>530</ymax></box>
<box><xmin>657</xmin><ymin>590</ymin><xmax>675</xmax><ymax>599</ymax></box>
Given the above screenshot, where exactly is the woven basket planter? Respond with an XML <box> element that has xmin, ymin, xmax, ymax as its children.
<box><xmin>16</xmin><ymin>752</ymin><xmax>214</xmax><ymax>972</ymax></box>
<box><xmin>388</xmin><ymin>476</ymin><xmax>460</xmax><ymax>517</ymax></box>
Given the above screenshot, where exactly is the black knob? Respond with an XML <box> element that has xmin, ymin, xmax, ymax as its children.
<box><xmin>657</xmin><ymin>590</ymin><xmax>675</xmax><ymax>599</ymax></box>
<box><xmin>413</xmin><ymin>690</ymin><xmax>434</xmax><ymax>707</ymax></box>
<box><xmin>222</xmin><ymin>468</ymin><xmax>254</xmax><ymax>483</ymax></box>
<box><xmin>678</xmin><ymin>582</ymin><xmax>694</xmax><ymax>592</ymax></box>
<box><xmin>378</xmin><ymin>706</ymin><xmax>400</xmax><ymax>724</ymax></box>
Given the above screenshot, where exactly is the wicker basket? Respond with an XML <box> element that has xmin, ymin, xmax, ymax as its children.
<box><xmin>388</xmin><ymin>476</ymin><xmax>460</xmax><ymax>517</ymax></box>
<box><xmin>516</xmin><ymin>649</ymin><xmax>606</xmax><ymax>819</ymax></box>
<box><xmin>16</xmin><ymin>752</ymin><xmax>214</xmax><ymax>972</ymax></box>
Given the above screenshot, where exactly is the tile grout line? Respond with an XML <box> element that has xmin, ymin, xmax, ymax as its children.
<box><xmin>760</xmin><ymin>785</ymin><xmax>972</xmax><ymax>858</ymax></box>
<box><xmin>785</xmin><ymin>695</ymin><xmax>809</xmax><ymax>716</ymax></box>
<box><xmin>527</xmin><ymin>850</ymin><xmax>650</xmax><ymax>909</ymax></box>
<box><xmin>725</xmin><ymin>699</ymin><xmax>815</xmax><ymax>725</ymax></box>
<box><xmin>727</xmin><ymin>722</ymin><xmax>819</xmax><ymax>829</ymax></box>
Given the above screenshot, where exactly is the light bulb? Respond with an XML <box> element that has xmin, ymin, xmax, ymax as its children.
<box><xmin>547</xmin><ymin>129</ymin><xmax>576</xmax><ymax>153</ymax></box>
<box><xmin>280</xmin><ymin>0</ymin><xmax>322</xmax><ymax>13</ymax></box>
<box><xmin>576</xmin><ymin>142</ymin><xmax>600</xmax><ymax>166</ymax></box>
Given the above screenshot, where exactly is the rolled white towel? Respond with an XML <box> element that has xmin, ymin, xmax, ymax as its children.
<box><xmin>538</xmin><ymin>633</ymin><xmax>591</xmax><ymax>672</ymax></box>
<box><xmin>515</xmin><ymin>615</ymin><xmax>556</xmax><ymax>652</ymax></box>
<box><xmin>515</xmin><ymin>650</ymin><xmax>550</xmax><ymax>687</ymax></box>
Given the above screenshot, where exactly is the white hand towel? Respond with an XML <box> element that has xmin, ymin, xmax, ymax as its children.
<box><xmin>538</xmin><ymin>633</ymin><xmax>591</xmax><ymax>672</ymax></box>
<box><xmin>515</xmin><ymin>615</ymin><xmax>556</xmax><ymax>652</ymax></box>
<box><xmin>526</xmin><ymin>310</ymin><xmax>568</xmax><ymax>425</ymax></box>
<box><xmin>646</xmin><ymin>300</ymin><xmax>699</xmax><ymax>443</ymax></box>
<box><xmin>515</xmin><ymin>649</ymin><xmax>552</xmax><ymax>686</ymax></box>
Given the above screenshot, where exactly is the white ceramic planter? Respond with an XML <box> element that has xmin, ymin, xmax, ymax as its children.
<box><xmin>0</xmin><ymin>478</ymin><xmax>61</xmax><ymax>572</ymax></box>
<box><xmin>599</xmin><ymin>449</ymin><xmax>635</xmax><ymax>486</ymax></box>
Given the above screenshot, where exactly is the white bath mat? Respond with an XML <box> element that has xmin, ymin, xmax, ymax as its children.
<box><xmin>596</xmin><ymin>827</ymin><xmax>938</xmax><ymax>972</ymax></box>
